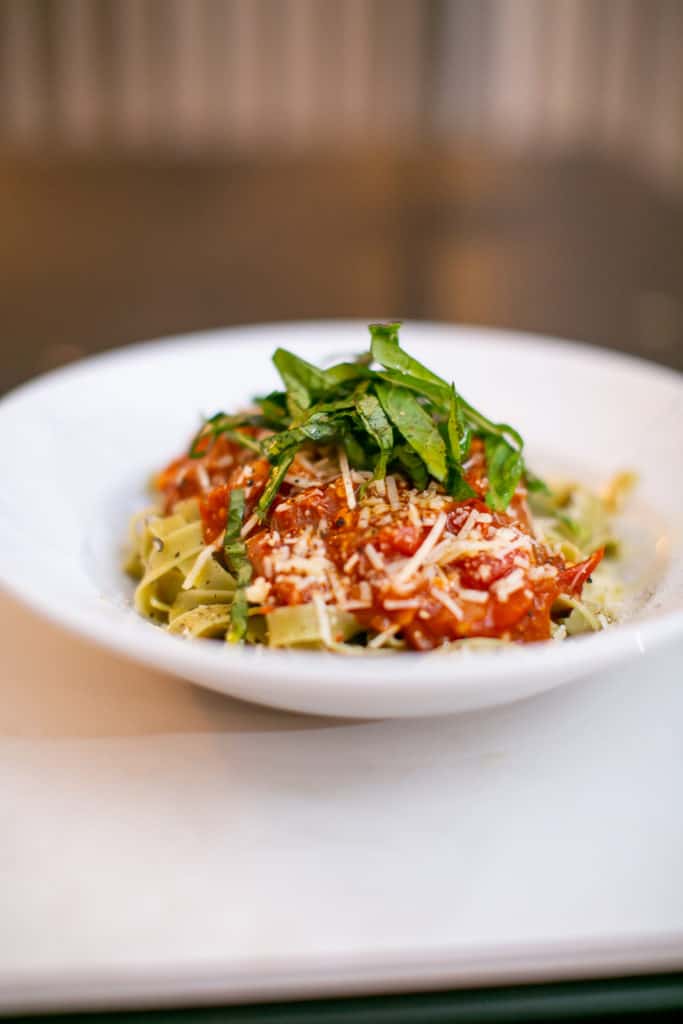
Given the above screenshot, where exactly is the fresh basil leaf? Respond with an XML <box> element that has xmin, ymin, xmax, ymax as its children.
<box><xmin>393</xmin><ymin>445</ymin><xmax>428</xmax><ymax>490</ymax></box>
<box><xmin>256</xmin><ymin>450</ymin><xmax>296</xmax><ymax>521</ymax></box>
<box><xmin>261</xmin><ymin>413</ymin><xmax>340</xmax><ymax>459</ymax></box>
<box><xmin>375</xmin><ymin>382</ymin><xmax>448</xmax><ymax>483</ymax></box>
<box><xmin>253</xmin><ymin>390</ymin><xmax>290</xmax><ymax>425</ymax></box>
<box><xmin>227</xmin><ymin>586</ymin><xmax>249</xmax><ymax>644</ymax></box>
<box><xmin>355</xmin><ymin>391</ymin><xmax>393</xmax><ymax>479</ymax></box>
<box><xmin>223</xmin><ymin>488</ymin><xmax>252</xmax><ymax>644</ymax></box>
<box><xmin>218</xmin><ymin>429</ymin><xmax>261</xmax><ymax>453</ymax></box>
<box><xmin>189</xmin><ymin>412</ymin><xmax>271</xmax><ymax>458</ymax></box>
<box><xmin>448</xmin><ymin>470</ymin><xmax>477</xmax><ymax>501</ymax></box>
<box><xmin>447</xmin><ymin>384</ymin><xmax>473</xmax><ymax>463</ymax></box>
<box><xmin>273</xmin><ymin>348</ymin><xmax>327</xmax><ymax>410</ymax></box>
<box><xmin>374</xmin><ymin>369</ymin><xmax>450</xmax><ymax>410</ymax></box>
<box><xmin>342</xmin><ymin>429</ymin><xmax>371</xmax><ymax>471</ymax></box>
<box><xmin>524</xmin><ymin>466</ymin><xmax>550</xmax><ymax>494</ymax></box>
<box><xmin>370</xmin><ymin>323</ymin><xmax>447</xmax><ymax>391</ymax></box>
<box><xmin>484</xmin><ymin>436</ymin><xmax>523</xmax><ymax>511</ymax></box>
<box><xmin>304</xmin><ymin>395</ymin><xmax>358</xmax><ymax>418</ymax></box>
<box><xmin>460</xmin><ymin>399</ymin><xmax>523</xmax><ymax>452</ymax></box>
<box><xmin>224</xmin><ymin>487</ymin><xmax>245</xmax><ymax>546</ymax></box>
<box><xmin>322</xmin><ymin>363</ymin><xmax>372</xmax><ymax>389</ymax></box>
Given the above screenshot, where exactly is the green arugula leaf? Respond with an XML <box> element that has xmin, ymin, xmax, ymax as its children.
<box><xmin>375</xmin><ymin>381</ymin><xmax>447</xmax><ymax>483</ymax></box>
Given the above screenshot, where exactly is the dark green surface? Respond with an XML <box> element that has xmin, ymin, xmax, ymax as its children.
<box><xmin>8</xmin><ymin>974</ymin><xmax>683</xmax><ymax>1024</ymax></box>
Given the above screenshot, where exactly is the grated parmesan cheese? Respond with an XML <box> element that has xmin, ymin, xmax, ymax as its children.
<box><xmin>344</xmin><ymin>552</ymin><xmax>360</xmax><ymax>574</ymax></box>
<box><xmin>458</xmin><ymin>587</ymin><xmax>489</xmax><ymax>605</ymax></box>
<box><xmin>338</xmin><ymin>447</ymin><xmax>356</xmax><ymax>510</ymax></box>
<box><xmin>182</xmin><ymin>544</ymin><xmax>217</xmax><ymax>590</ymax></box>
<box><xmin>393</xmin><ymin>512</ymin><xmax>447</xmax><ymax>585</ymax></box>
<box><xmin>368</xmin><ymin>624</ymin><xmax>400</xmax><ymax>648</ymax></box>
<box><xmin>245</xmin><ymin>577</ymin><xmax>270</xmax><ymax>603</ymax></box>
<box><xmin>491</xmin><ymin>568</ymin><xmax>526</xmax><ymax>602</ymax></box>
<box><xmin>312</xmin><ymin>592</ymin><xmax>333</xmax><ymax>647</ymax></box>
<box><xmin>240</xmin><ymin>513</ymin><xmax>258</xmax><ymax>539</ymax></box>
<box><xmin>364</xmin><ymin>543</ymin><xmax>385</xmax><ymax>571</ymax></box>
<box><xmin>407</xmin><ymin>502</ymin><xmax>422</xmax><ymax>528</ymax></box>
<box><xmin>383</xmin><ymin>598</ymin><xmax>420</xmax><ymax>610</ymax></box>
<box><xmin>431</xmin><ymin>587</ymin><xmax>464</xmax><ymax>620</ymax></box>
<box><xmin>195</xmin><ymin>463</ymin><xmax>211</xmax><ymax>493</ymax></box>
<box><xmin>386</xmin><ymin>475</ymin><xmax>400</xmax><ymax>509</ymax></box>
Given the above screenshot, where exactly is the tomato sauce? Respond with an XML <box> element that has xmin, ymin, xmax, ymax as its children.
<box><xmin>157</xmin><ymin>435</ymin><xmax>602</xmax><ymax>649</ymax></box>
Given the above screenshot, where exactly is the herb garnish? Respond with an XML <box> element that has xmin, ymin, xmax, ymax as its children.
<box><xmin>190</xmin><ymin>323</ymin><xmax>543</xmax><ymax>519</ymax></box>
<box><xmin>223</xmin><ymin>488</ymin><xmax>252</xmax><ymax>643</ymax></box>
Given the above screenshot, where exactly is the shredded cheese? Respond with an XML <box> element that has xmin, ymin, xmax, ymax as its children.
<box><xmin>491</xmin><ymin>568</ymin><xmax>526</xmax><ymax>603</ymax></box>
<box><xmin>240</xmin><ymin>513</ymin><xmax>258</xmax><ymax>539</ymax></box>
<box><xmin>195</xmin><ymin>463</ymin><xmax>211</xmax><ymax>493</ymax></box>
<box><xmin>344</xmin><ymin>552</ymin><xmax>360</xmax><ymax>574</ymax></box>
<box><xmin>364</xmin><ymin>543</ymin><xmax>385</xmax><ymax>571</ymax></box>
<box><xmin>431</xmin><ymin>587</ymin><xmax>464</xmax><ymax>620</ymax></box>
<box><xmin>368</xmin><ymin>624</ymin><xmax>400</xmax><ymax>648</ymax></box>
<box><xmin>182</xmin><ymin>544</ymin><xmax>217</xmax><ymax>590</ymax></box>
<box><xmin>338</xmin><ymin>447</ymin><xmax>356</xmax><ymax>510</ymax></box>
<box><xmin>458</xmin><ymin>587</ymin><xmax>489</xmax><ymax>605</ymax></box>
<box><xmin>393</xmin><ymin>512</ymin><xmax>447</xmax><ymax>586</ymax></box>
<box><xmin>407</xmin><ymin>502</ymin><xmax>421</xmax><ymax>528</ymax></box>
<box><xmin>386</xmin><ymin>475</ymin><xmax>400</xmax><ymax>509</ymax></box>
<box><xmin>245</xmin><ymin>577</ymin><xmax>270</xmax><ymax>603</ymax></box>
<box><xmin>312</xmin><ymin>592</ymin><xmax>334</xmax><ymax>647</ymax></box>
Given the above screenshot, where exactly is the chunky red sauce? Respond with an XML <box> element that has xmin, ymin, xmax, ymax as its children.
<box><xmin>157</xmin><ymin>436</ymin><xmax>602</xmax><ymax>649</ymax></box>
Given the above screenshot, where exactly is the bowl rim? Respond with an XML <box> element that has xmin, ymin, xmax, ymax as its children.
<box><xmin>0</xmin><ymin>319</ymin><xmax>681</xmax><ymax>702</ymax></box>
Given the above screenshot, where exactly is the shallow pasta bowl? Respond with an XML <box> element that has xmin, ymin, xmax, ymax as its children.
<box><xmin>0</xmin><ymin>321</ymin><xmax>681</xmax><ymax>718</ymax></box>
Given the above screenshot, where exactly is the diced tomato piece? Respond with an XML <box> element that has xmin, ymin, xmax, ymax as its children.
<box><xmin>458</xmin><ymin>548</ymin><xmax>519</xmax><ymax>590</ymax></box>
<box><xmin>557</xmin><ymin>548</ymin><xmax>604</xmax><ymax>596</ymax></box>
<box><xmin>374</xmin><ymin>523</ymin><xmax>423</xmax><ymax>557</ymax></box>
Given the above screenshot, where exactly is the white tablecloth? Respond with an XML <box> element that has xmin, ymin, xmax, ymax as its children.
<box><xmin>2</xmin><ymin>592</ymin><xmax>682</xmax><ymax>1012</ymax></box>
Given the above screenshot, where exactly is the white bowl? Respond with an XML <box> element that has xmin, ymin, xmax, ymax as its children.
<box><xmin>0</xmin><ymin>321</ymin><xmax>681</xmax><ymax>718</ymax></box>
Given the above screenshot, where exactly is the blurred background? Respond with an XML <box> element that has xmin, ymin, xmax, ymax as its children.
<box><xmin>1</xmin><ymin>0</ymin><xmax>682</xmax><ymax>393</ymax></box>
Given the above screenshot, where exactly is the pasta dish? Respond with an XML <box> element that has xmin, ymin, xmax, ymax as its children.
<box><xmin>126</xmin><ymin>324</ymin><xmax>629</xmax><ymax>652</ymax></box>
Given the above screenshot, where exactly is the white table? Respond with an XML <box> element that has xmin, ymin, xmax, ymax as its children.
<box><xmin>1</xmin><ymin>592</ymin><xmax>682</xmax><ymax>1014</ymax></box>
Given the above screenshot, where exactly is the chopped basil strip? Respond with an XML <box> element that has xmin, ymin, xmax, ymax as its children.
<box><xmin>188</xmin><ymin>322</ymin><xmax>544</xmax><ymax>515</ymax></box>
<box><xmin>223</xmin><ymin>488</ymin><xmax>252</xmax><ymax>643</ymax></box>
